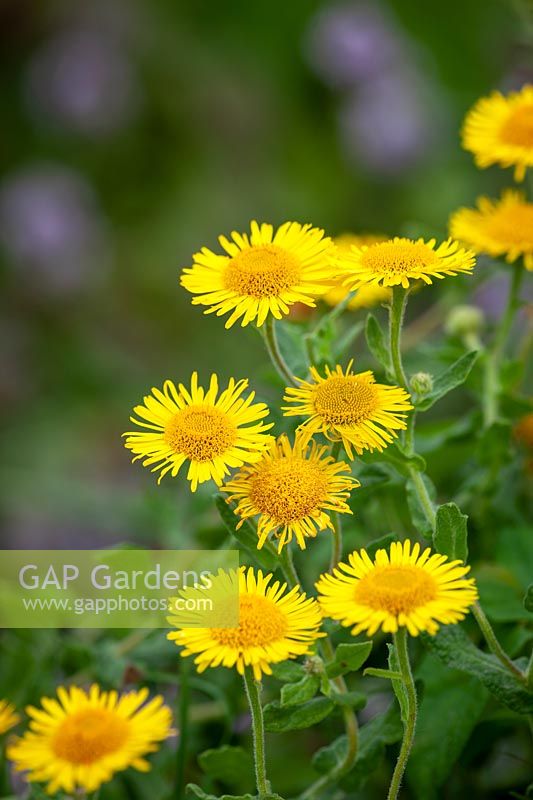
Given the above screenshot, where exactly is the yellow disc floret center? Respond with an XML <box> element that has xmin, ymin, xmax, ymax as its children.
<box><xmin>355</xmin><ymin>566</ymin><xmax>437</xmax><ymax>616</ymax></box>
<box><xmin>362</xmin><ymin>240</ymin><xmax>439</xmax><ymax>275</ymax></box>
<box><xmin>313</xmin><ymin>375</ymin><xmax>378</xmax><ymax>425</ymax></box>
<box><xmin>223</xmin><ymin>245</ymin><xmax>301</xmax><ymax>297</ymax></box>
<box><xmin>500</xmin><ymin>104</ymin><xmax>533</xmax><ymax>147</ymax></box>
<box><xmin>52</xmin><ymin>708</ymin><xmax>129</xmax><ymax>765</ymax></box>
<box><xmin>164</xmin><ymin>405</ymin><xmax>237</xmax><ymax>462</ymax></box>
<box><xmin>210</xmin><ymin>594</ymin><xmax>288</xmax><ymax>648</ymax></box>
<box><xmin>248</xmin><ymin>457</ymin><xmax>329</xmax><ymax>523</ymax></box>
<box><xmin>488</xmin><ymin>203</ymin><xmax>533</xmax><ymax>243</ymax></box>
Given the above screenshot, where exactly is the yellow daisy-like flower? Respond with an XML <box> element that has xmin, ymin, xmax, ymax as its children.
<box><xmin>7</xmin><ymin>685</ymin><xmax>172</xmax><ymax>796</ymax></box>
<box><xmin>324</xmin><ymin>234</ymin><xmax>391</xmax><ymax>310</ymax></box>
<box><xmin>180</xmin><ymin>220</ymin><xmax>337</xmax><ymax>328</ymax></box>
<box><xmin>339</xmin><ymin>236</ymin><xmax>475</xmax><ymax>290</ymax></box>
<box><xmin>222</xmin><ymin>432</ymin><xmax>360</xmax><ymax>552</ymax></box>
<box><xmin>462</xmin><ymin>85</ymin><xmax>533</xmax><ymax>181</ymax></box>
<box><xmin>450</xmin><ymin>190</ymin><xmax>533</xmax><ymax>271</ymax></box>
<box><xmin>283</xmin><ymin>361</ymin><xmax>413</xmax><ymax>459</ymax></box>
<box><xmin>123</xmin><ymin>373</ymin><xmax>273</xmax><ymax>491</ymax></box>
<box><xmin>316</xmin><ymin>539</ymin><xmax>478</xmax><ymax>637</ymax></box>
<box><xmin>168</xmin><ymin>566</ymin><xmax>324</xmax><ymax>680</ymax></box>
<box><xmin>0</xmin><ymin>700</ymin><xmax>19</xmax><ymax>735</ymax></box>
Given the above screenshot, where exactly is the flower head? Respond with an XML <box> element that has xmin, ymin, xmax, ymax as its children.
<box><xmin>338</xmin><ymin>236</ymin><xmax>475</xmax><ymax>290</ymax></box>
<box><xmin>450</xmin><ymin>190</ymin><xmax>533</xmax><ymax>271</ymax></box>
<box><xmin>462</xmin><ymin>85</ymin><xmax>533</xmax><ymax>181</ymax></box>
<box><xmin>0</xmin><ymin>700</ymin><xmax>19</xmax><ymax>735</ymax></box>
<box><xmin>324</xmin><ymin>233</ymin><xmax>391</xmax><ymax>309</ymax></box>
<box><xmin>168</xmin><ymin>567</ymin><xmax>324</xmax><ymax>680</ymax></box>
<box><xmin>7</xmin><ymin>685</ymin><xmax>172</xmax><ymax>796</ymax></box>
<box><xmin>283</xmin><ymin>361</ymin><xmax>413</xmax><ymax>459</ymax></box>
<box><xmin>180</xmin><ymin>221</ymin><xmax>336</xmax><ymax>328</ymax></box>
<box><xmin>222</xmin><ymin>432</ymin><xmax>359</xmax><ymax>552</ymax></box>
<box><xmin>316</xmin><ymin>539</ymin><xmax>478</xmax><ymax>637</ymax></box>
<box><xmin>123</xmin><ymin>374</ymin><xmax>273</xmax><ymax>491</ymax></box>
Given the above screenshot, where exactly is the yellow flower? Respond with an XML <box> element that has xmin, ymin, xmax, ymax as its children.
<box><xmin>180</xmin><ymin>220</ymin><xmax>336</xmax><ymax>328</ymax></box>
<box><xmin>0</xmin><ymin>700</ymin><xmax>19</xmax><ymax>735</ymax></box>
<box><xmin>462</xmin><ymin>85</ymin><xmax>533</xmax><ymax>181</ymax></box>
<box><xmin>339</xmin><ymin>237</ymin><xmax>475</xmax><ymax>290</ymax></box>
<box><xmin>450</xmin><ymin>190</ymin><xmax>533</xmax><ymax>271</ymax></box>
<box><xmin>168</xmin><ymin>566</ymin><xmax>324</xmax><ymax>680</ymax></box>
<box><xmin>222</xmin><ymin>432</ymin><xmax>359</xmax><ymax>552</ymax></box>
<box><xmin>316</xmin><ymin>539</ymin><xmax>478</xmax><ymax>637</ymax></box>
<box><xmin>123</xmin><ymin>373</ymin><xmax>273</xmax><ymax>491</ymax></box>
<box><xmin>7</xmin><ymin>685</ymin><xmax>172</xmax><ymax>796</ymax></box>
<box><xmin>324</xmin><ymin>234</ymin><xmax>391</xmax><ymax>310</ymax></box>
<box><xmin>283</xmin><ymin>361</ymin><xmax>413</xmax><ymax>459</ymax></box>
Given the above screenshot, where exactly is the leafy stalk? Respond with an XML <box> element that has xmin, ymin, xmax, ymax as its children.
<box><xmin>386</xmin><ymin>628</ymin><xmax>417</xmax><ymax>800</ymax></box>
<box><xmin>243</xmin><ymin>668</ymin><xmax>271</xmax><ymax>798</ymax></box>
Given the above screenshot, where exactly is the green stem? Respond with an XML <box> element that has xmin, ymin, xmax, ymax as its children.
<box><xmin>175</xmin><ymin>658</ymin><xmax>190</xmax><ymax>800</ymax></box>
<box><xmin>389</xmin><ymin>287</ymin><xmax>409</xmax><ymax>389</ymax></box>
<box><xmin>278</xmin><ymin>545</ymin><xmax>299</xmax><ymax>589</ymax></box>
<box><xmin>329</xmin><ymin>440</ymin><xmax>343</xmax><ymax>572</ymax></box>
<box><xmin>243</xmin><ymin>668</ymin><xmax>271</xmax><ymax>798</ymax></box>
<box><xmin>471</xmin><ymin>602</ymin><xmax>527</xmax><ymax>684</ymax></box>
<box><xmin>262</xmin><ymin>315</ymin><xmax>296</xmax><ymax>387</ymax></box>
<box><xmin>483</xmin><ymin>266</ymin><xmax>524</xmax><ymax>427</ymax></box>
<box><xmin>407</xmin><ymin>465</ymin><xmax>436</xmax><ymax>530</ymax></box>
<box><xmin>387</xmin><ymin>628</ymin><xmax>417</xmax><ymax>800</ymax></box>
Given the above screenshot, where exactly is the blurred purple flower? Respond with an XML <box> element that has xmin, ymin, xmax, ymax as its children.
<box><xmin>0</xmin><ymin>165</ymin><xmax>107</xmax><ymax>294</ymax></box>
<box><xmin>338</xmin><ymin>71</ymin><xmax>435</xmax><ymax>177</ymax></box>
<box><xmin>304</xmin><ymin>2</ymin><xmax>403</xmax><ymax>89</ymax></box>
<box><xmin>24</xmin><ymin>28</ymin><xmax>139</xmax><ymax>137</ymax></box>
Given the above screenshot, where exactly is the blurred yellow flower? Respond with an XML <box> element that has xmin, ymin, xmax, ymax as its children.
<box><xmin>7</xmin><ymin>685</ymin><xmax>172</xmax><ymax>796</ymax></box>
<box><xmin>316</xmin><ymin>539</ymin><xmax>478</xmax><ymax>637</ymax></box>
<box><xmin>168</xmin><ymin>566</ymin><xmax>324</xmax><ymax>680</ymax></box>
<box><xmin>283</xmin><ymin>361</ymin><xmax>412</xmax><ymax>459</ymax></box>
<box><xmin>324</xmin><ymin>234</ymin><xmax>391</xmax><ymax>309</ymax></box>
<box><xmin>0</xmin><ymin>700</ymin><xmax>19</xmax><ymax>735</ymax></box>
<box><xmin>222</xmin><ymin>432</ymin><xmax>359</xmax><ymax>552</ymax></box>
<box><xmin>123</xmin><ymin>373</ymin><xmax>273</xmax><ymax>491</ymax></box>
<box><xmin>339</xmin><ymin>237</ymin><xmax>475</xmax><ymax>290</ymax></box>
<box><xmin>450</xmin><ymin>190</ymin><xmax>533</xmax><ymax>271</ymax></box>
<box><xmin>181</xmin><ymin>220</ymin><xmax>337</xmax><ymax>328</ymax></box>
<box><xmin>462</xmin><ymin>85</ymin><xmax>533</xmax><ymax>181</ymax></box>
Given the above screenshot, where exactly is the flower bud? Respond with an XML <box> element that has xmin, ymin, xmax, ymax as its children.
<box><xmin>445</xmin><ymin>305</ymin><xmax>485</xmax><ymax>339</ymax></box>
<box><xmin>410</xmin><ymin>372</ymin><xmax>433</xmax><ymax>396</ymax></box>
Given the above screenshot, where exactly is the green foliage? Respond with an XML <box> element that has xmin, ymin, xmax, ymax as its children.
<box><xmin>325</xmin><ymin>642</ymin><xmax>373</xmax><ymax>678</ymax></box>
<box><xmin>433</xmin><ymin>502</ymin><xmax>468</xmax><ymax>562</ymax></box>
<box><xmin>406</xmin><ymin>473</ymin><xmax>437</xmax><ymax>538</ymax></box>
<box><xmin>280</xmin><ymin>674</ymin><xmax>320</xmax><ymax>706</ymax></box>
<box><xmin>524</xmin><ymin>584</ymin><xmax>533</xmax><ymax>613</ymax></box>
<box><xmin>415</xmin><ymin>351</ymin><xmax>479</xmax><ymax>411</ymax></box>
<box><xmin>198</xmin><ymin>746</ymin><xmax>254</xmax><ymax>787</ymax></box>
<box><xmin>263</xmin><ymin>697</ymin><xmax>336</xmax><ymax>732</ymax></box>
<box><xmin>213</xmin><ymin>494</ymin><xmax>277</xmax><ymax>571</ymax></box>
<box><xmin>365</xmin><ymin>313</ymin><xmax>391</xmax><ymax>371</ymax></box>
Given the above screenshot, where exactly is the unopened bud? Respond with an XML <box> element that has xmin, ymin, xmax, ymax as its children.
<box><xmin>410</xmin><ymin>372</ymin><xmax>433</xmax><ymax>396</ymax></box>
<box><xmin>445</xmin><ymin>305</ymin><xmax>485</xmax><ymax>339</ymax></box>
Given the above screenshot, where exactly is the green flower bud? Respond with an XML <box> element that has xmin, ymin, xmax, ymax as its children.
<box><xmin>410</xmin><ymin>372</ymin><xmax>434</xmax><ymax>396</ymax></box>
<box><xmin>445</xmin><ymin>305</ymin><xmax>485</xmax><ymax>338</ymax></box>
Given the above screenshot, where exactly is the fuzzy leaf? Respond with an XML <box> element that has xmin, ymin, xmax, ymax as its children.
<box><xmin>263</xmin><ymin>697</ymin><xmax>335</xmax><ymax>732</ymax></box>
<box><xmin>365</xmin><ymin>313</ymin><xmax>390</xmax><ymax>369</ymax></box>
<box><xmin>198</xmin><ymin>746</ymin><xmax>253</xmax><ymax>787</ymax></box>
<box><xmin>416</xmin><ymin>351</ymin><xmax>479</xmax><ymax>411</ymax></box>
<box><xmin>270</xmin><ymin>661</ymin><xmax>305</xmax><ymax>682</ymax></box>
<box><xmin>326</xmin><ymin>642</ymin><xmax>373</xmax><ymax>678</ymax></box>
<box><xmin>280</xmin><ymin>674</ymin><xmax>320</xmax><ymax>707</ymax></box>
<box><xmin>433</xmin><ymin>503</ymin><xmax>468</xmax><ymax>563</ymax></box>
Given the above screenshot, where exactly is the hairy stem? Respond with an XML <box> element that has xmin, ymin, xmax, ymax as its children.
<box><xmin>389</xmin><ymin>286</ymin><xmax>409</xmax><ymax>389</ymax></box>
<box><xmin>243</xmin><ymin>668</ymin><xmax>271</xmax><ymax>798</ymax></box>
<box><xmin>387</xmin><ymin>628</ymin><xmax>417</xmax><ymax>800</ymax></box>
<box><xmin>175</xmin><ymin>658</ymin><xmax>190</xmax><ymax>800</ymax></box>
<box><xmin>471</xmin><ymin>602</ymin><xmax>527</xmax><ymax>684</ymax></box>
<box><xmin>262</xmin><ymin>315</ymin><xmax>297</xmax><ymax>387</ymax></box>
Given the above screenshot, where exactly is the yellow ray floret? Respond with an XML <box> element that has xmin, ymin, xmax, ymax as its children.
<box><xmin>324</xmin><ymin>233</ymin><xmax>391</xmax><ymax>310</ymax></box>
<box><xmin>123</xmin><ymin>373</ymin><xmax>273</xmax><ymax>491</ymax></box>
<box><xmin>316</xmin><ymin>539</ymin><xmax>478</xmax><ymax>637</ymax></box>
<box><xmin>180</xmin><ymin>220</ymin><xmax>337</xmax><ymax>328</ymax></box>
<box><xmin>168</xmin><ymin>566</ymin><xmax>324</xmax><ymax>680</ymax></box>
<box><xmin>338</xmin><ymin>236</ymin><xmax>475</xmax><ymax>290</ymax></box>
<box><xmin>462</xmin><ymin>85</ymin><xmax>533</xmax><ymax>181</ymax></box>
<box><xmin>222</xmin><ymin>432</ymin><xmax>359</xmax><ymax>552</ymax></box>
<box><xmin>7</xmin><ymin>685</ymin><xmax>173</xmax><ymax>796</ymax></box>
<box><xmin>0</xmin><ymin>699</ymin><xmax>19</xmax><ymax>735</ymax></box>
<box><xmin>450</xmin><ymin>190</ymin><xmax>533</xmax><ymax>271</ymax></box>
<box><xmin>283</xmin><ymin>361</ymin><xmax>413</xmax><ymax>459</ymax></box>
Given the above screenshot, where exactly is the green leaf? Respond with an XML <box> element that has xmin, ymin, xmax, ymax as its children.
<box><xmin>364</xmin><ymin>533</ymin><xmax>398</xmax><ymax>560</ymax></box>
<box><xmin>363</xmin><ymin>443</ymin><xmax>426</xmax><ymax>478</ymax></box>
<box><xmin>198</xmin><ymin>746</ymin><xmax>253</xmax><ymax>787</ymax></box>
<box><xmin>388</xmin><ymin>643</ymin><xmax>409</xmax><ymax>724</ymax></box>
<box><xmin>270</xmin><ymin>661</ymin><xmax>305</xmax><ymax>682</ymax></box>
<box><xmin>214</xmin><ymin>494</ymin><xmax>277</xmax><ymax>571</ymax></box>
<box><xmin>363</xmin><ymin>667</ymin><xmax>402</xmax><ymax>680</ymax></box>
<box><xmin>406</xmin><ymin>474</ymin><xmax>437</xmax><ymax>539</ymax></box>
<box><xmin>326</xmin><ymin>642</ymin><xmax>373</xmax><ymax>678</ymax></box>
<box><xmin>331</xmin><ymin>690</ymin><xmax>367</xmax><ymax>709</ymax></box>
<box><xmin>263</xmin><ymin>697</ymin><xmax>335</xmax><ymax>732</ymax></box>
<box><xmin>333</xmin><ymin>320</ymin><xmax>365</xmax><ymax>360</ymax></box>
<box><xmin>476</xmin><ymin>566</ymin><xmax>533</xmax><ymax>622</ymax></box>
<box><xmin>365</xmin><ymin>313</ymin><xmax>390</xmax><ymax>369</ymax></box>
<box><xmin>416</xmin><ymin>351</ymin><xmax>479</xmax><ymax>411</ymax></box>
<box><xmin>272</xmin><ymin>320</ymin><xmax>308</xmax><ymax>377</ymax></box>
<box><xmin>524</xmin><ymin>584</ymin><xmax>533</xmax><ymax>613</ymax></box>
<box><xmin>422</xmin><ymin>624</ymin><xmax>533</xmax><ymax>714</ymax></box>
<box><xmin>280</xmin><ymin>674</ymin><xmax>320</xmax><ymax>707</ymax></box>
<box><xmin>407</xmin><ymin>653</ymin><xmax>488</xmax><ymax>800</ymax></box>
<box><xmin>433</xmin><ymin>503</ymin><xmax>468</xmax><ymax>563</ymax></box>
